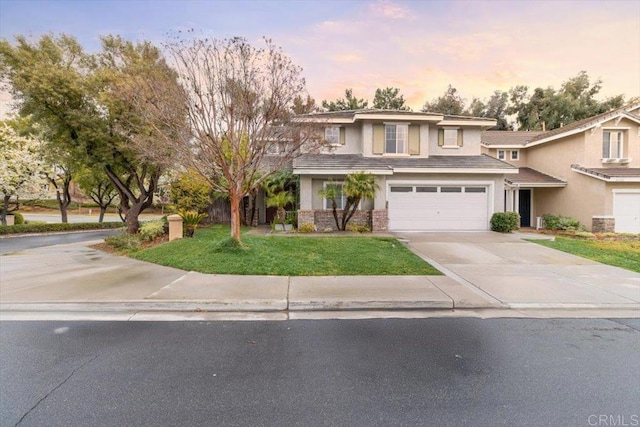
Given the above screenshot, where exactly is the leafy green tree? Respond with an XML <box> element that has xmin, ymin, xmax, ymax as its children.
<box><xmin>467</xmin><ymin>90</ymin><xmax>511</xmax><ymax>130</ymax></box>
<box><xmin>318</xmin><ymin>172</ymin><xmax>379</xmax><ymax>231</ymax></box>
<box><xmin>421</xmin><ymin>85</ymin><xmax>465</xmax><ymax>115</ymax></box>
<box><xmin>169</xmin><ymin>169</ymin><xmax>212</xmax><ymax>213</ymax></box>
<box><xmin>372</xmin><ymin>87</ymin><xmax>410</xmax><ymax>110</ymax></box>
<box><xmin>507</xmin><ymin>71</ymin><xmax>625</xmax><ymax>131</ymax></box>
<box><xmin>75</xmin><ymin>167</ymin><xmax>118</xmax><ymax>223</ymax></box>
<box><xmin>0</xmin><ymin>34</ymin><xmax>188</xmax><ymax>233</ymax></box>
<box><xmin>321</xmin><ymin>88</ymin><xmax>369</xmax><ymax>111</ymax></box>
<box><xmin>291</xmin><ymin>95</ymin><xmax>318</xmax><ymax>114</ymax></box>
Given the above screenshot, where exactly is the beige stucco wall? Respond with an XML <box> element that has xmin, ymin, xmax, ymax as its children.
<box><xmin>428</xmin><ymin>127</ymin><xmax>482</xmax><ymax>156</ymax></box>
<box><xmin>531</xmin><ymin>174</ymin><xmax>606</xmax><ymax>229</ymax></box>
<box><xmin>483</xmin><ymin>147</ymin><xmax>528</xmax><ymax>166</ymax></box>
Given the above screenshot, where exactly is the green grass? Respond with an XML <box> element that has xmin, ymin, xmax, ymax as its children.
<box><xmin>132</xmin><ymin>225</ymin><xmax>441</xmax><ymax>276</ymax></box>
<box><xmin>532</xmin><ymin>237</ymin><xmax>640</xmax><ymax>273</ymax></box>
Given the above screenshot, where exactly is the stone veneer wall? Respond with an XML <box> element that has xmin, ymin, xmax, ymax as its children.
<box><xmin>592</xmin><ymin>216</ymin><xmax>615</xmax><ymax>233</ymax></box>
<box><xmin>298</xmin><ymin>209</ymin><xmax>382</xmax><ymax>231</ymax></box>
<box><xmin>371</xmin><ymin>209</ymin><xmax>388</xmax><ymax>231</ymax></box>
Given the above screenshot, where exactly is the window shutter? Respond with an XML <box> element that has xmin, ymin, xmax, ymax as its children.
<box><xmin>373</xmin><ymin>124</ymin><xmax>384</xmax><ymax>154</ymax></box>
<box><xmin>408</xmin><ymin>125</ymin><xmax>420</xmax><ymax>154</ymax></box>
<box><xmin>438</xmin><ymin>129</ymin><xmax>444</xmax><ymax>147</ymax></box>
<box><xmin>457</xmin><ymin>129</ymin><xmax>464</xmax><ymax>147</ymax></box>
<box><xmin>340</xmin><ymin>127</ymin><xmax>346</xmax><ymax>145</ymax></box>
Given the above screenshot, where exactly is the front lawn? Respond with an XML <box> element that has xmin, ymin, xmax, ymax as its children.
<box><xmin>132</xmin><ymin>225</ymin><xmax>441</xmax><ymax>276</ymax></box>
<box><xmin>531</xmin><ymin>237</ymin><xmax>640</xmax><ymax>273</ymax></box>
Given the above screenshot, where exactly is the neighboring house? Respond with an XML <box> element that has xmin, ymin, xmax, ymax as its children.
<box><xmin>291</xmin><ymin>110</ymin><xmax>516</xmax><ymax>231</ymax></box>
<box><xmin>481</xmin><ymin>104</ymin><xmax>640</xmax><ymax>233</ymax></box>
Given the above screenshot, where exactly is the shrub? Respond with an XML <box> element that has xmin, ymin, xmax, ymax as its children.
<box><xmin>104</xmin><ymin>233</ymin><xmax>142</xmax><ymax>252</ymax></box>
<box><xmin>490</xmin><ymin>212</ymin><xmax>520</xmax><ymax>233</ymax></box>
<box><xmin>542</xmin><ymin>214</ymin><xmax>583</xmax><ymax>231</ymax></box>
<box><xmin>12</xmin><ymin>212</ymin><xmax>25</xmax><ymax>225</ymax></box>
<box><xmin>170</xmin><ymin>169</ymin><xmax>211</xmax><ymax>213</ymax></box>
<box><xmin>285</xmin><ymin>210</ymin><xmax>298</xmax><ymax>225</ymax></box>
<box><xmin>139</xmin><ymin>220</ymin><xmax>166</xmax><ymax>241</ymax></box>
<box><xmin>0</xmin><ymin>221</ymin><xmax>123</xmax><ymax>235</ymax></box>
<box><xmin>179</xmin><ymin>210</ymin><xmax>207</xmax><ymax>237</ymax></box>
<box><xmin>298</xmin><ymin>223</ymin><xmax>317</xmax><ymax>233</ymax></box>
<box><xmin>345</xmin><ymin>223</ymin><xmax>371</xmax><ymax>233</ymax></box>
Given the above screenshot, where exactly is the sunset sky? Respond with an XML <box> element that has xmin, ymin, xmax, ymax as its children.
<box><xmin>1</xmin><ymin>0</ymin><xmax>639</xmax><ymax>113</ymax></box>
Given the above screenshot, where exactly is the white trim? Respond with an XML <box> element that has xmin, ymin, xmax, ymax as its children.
<box><xmin>507</xmin><ymin>182</ymin><xmax>567</xmax><ymax>188</ymax></box>
<box><xmin>602</xmin><ymin>126</ymin><xmax>631</xmax><ymax>130</ymax></box>
<box><xmin>497</xmin><ymin>149</ymin><xmax>506</xmax><ymax>160</ymax></box>
<box><xmin>571</xmin><ymin>167</ymin><xmax>640</xmax><ymax>182</ymax></box>
<box><xmin>612</xmin><ymin>189</ymin><xmax>640</xmax><ymax>194</ymax></box>
<box><xmin>355</xmin><ymin>113</ymin><xmax>442</xmax><ymax>121</ymax></box>
<box><xmin>436</xmin><ymin>120</ymin><xmax>496</xmax><ymax>127</ymax></box>
<box><xmin>392</xmin><ymin>167</ymin><xmax>518</xmax><ymax>174</ymax></box>
<box><xmin>481</xmin><ymin>143</ymin><xmax>528</xmax><ymax>149</ymax></box>
<box><xmin>322</xmin><ymin>181</ymin><xmax>346</xmax><ymax>210</ymax></box>
<box><xmin>510</xmin><ymin>150</ymin><xmax>519</xmax><ymax>161</ymax></box>
<box><xmin>441</xmin><ymin>145</ymin><xmax>460</xmax><ymax>149</ymax></box>
<box><xmin>294</xmin><ymin>168</ymin><xmax>393</xmax><ymax>175</ymax></box>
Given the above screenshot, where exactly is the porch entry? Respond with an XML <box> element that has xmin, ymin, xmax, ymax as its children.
<box><xmin>518</xmin><ymin>189</ymin><xmax>532</xmax><ymax>227</ymax></box>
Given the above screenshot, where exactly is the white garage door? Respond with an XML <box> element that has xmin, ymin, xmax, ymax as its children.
<box><xmin>613</xmin><ymin>192</ymin><xmax>640</xmax><ymax>233</ymax></box>
<box><xmin>388</xmin><ymin>184</ymin><xmax>489</xmax><ymax>231</ymax></box>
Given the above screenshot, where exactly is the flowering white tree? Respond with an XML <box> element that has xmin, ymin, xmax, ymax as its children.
<box><xmin>0</xmin><ymin>123</ymin><xmax>45</xmax><ymax>225</ymax></box>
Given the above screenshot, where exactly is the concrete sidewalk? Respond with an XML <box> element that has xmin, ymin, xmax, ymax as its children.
<box><xmin>0</xmin><ymin>240</ymin><xmax>496</xmax><ymax>316</ymax></box>
<box><xmin>1</xmin><ymin>233</ymin><xmax>639</xmax><ymax>319</ymax></box>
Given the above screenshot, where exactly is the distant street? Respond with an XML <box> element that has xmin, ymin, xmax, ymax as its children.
<box><xmin>0</xmin><ymin>230</ymin><xmax>120</xmax><ymax>255</ymax></box>
<box><xmin>21</xmin><ymin>213</ymin><xmax>162</xmax><ymax>224</ymax></box>
<box><xmin>1</xmin><ymin>318</ymin><xmax>638</xmax><ymax>427</ymax></box>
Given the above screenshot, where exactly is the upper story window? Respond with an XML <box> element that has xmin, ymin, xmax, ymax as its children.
<box><xmin>438</xmin><ymin>127</ymin><xmax>463</xmax><ymax>148</ymax></box>
<box><xmin>266</xmin><ymin>142</ymin><xmax>281</xmax><ymax>155</ymax></box>
<box><xmin>510</xmin><ymin>150</ymin><xmax>519</xmax><ymax>161</ymax></box>
<box><xmin>385</xmin><ymin>124</ymin><xmax>408</xmax><ymax>154</ymax></box>
<box><xmin>603</xmin><ymin>130</ymin><xmax>624</xmax><ymax>159</ymax></box>
<box><xmin>497</xmin><ymin>150</ymin><xmax>506</xmax><ymax>160</ymax></box>
<box><xmin>325</xmin><ymin>126</ymin><xmax>341</xmax><ymax>146</ymax></box>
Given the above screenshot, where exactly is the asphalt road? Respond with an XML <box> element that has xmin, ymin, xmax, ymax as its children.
<box><xmin>1</xmin><ymin>318</ymin><xmax>638</xmax><ymax>427</ymax></box>
<box><xmin>0</xmin><ymin>230</ymin><xmax>120</xmax><ymax>255</ymax></box>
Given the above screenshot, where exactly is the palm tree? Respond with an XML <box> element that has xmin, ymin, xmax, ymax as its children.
<box><xmin>266</xmin><ymin>190</ymin><xmax>295</xmax><ymax>229</ymax></box>
<box><xmin>341</xmin><ymin>172</ymin><xmax>379</xmax><ymax>230</ymax></box>
<box><xmin>318</xmin><ymin>172</ymin><xmax>379</xmax><ymax>231</ymax></box>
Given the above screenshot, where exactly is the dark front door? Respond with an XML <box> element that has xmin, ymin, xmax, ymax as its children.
<box><xmin>519</xmin><ymin>189</ymin><xmax>532</xmax><ymax>227</ymax></box>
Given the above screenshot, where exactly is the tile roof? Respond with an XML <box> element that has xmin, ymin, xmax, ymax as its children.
<box><xmin>293</xmin><ymin>154</ymin><xmax>516</xmax><ymax>171</ymax></box>
<box><xmin>295</xmin><ymin>109</ymin><xmax>495</xmax><ymax>123</ymax></box>
<box><xmin>481</xmin><ymin>131</ymin><xmax>545</xmax><ymax>146</ymax></box>
<box><xmin>505</xmin><ymin>167</ymin><xmax>566</xmax><ymax>186</ymax></box>
<box><xmin>571</xmin><ymin>165</ymin><xmax>640</xmax><ymax>180</ymax></box>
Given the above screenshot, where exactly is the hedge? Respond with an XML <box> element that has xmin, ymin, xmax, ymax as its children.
<box><xmin>0</xmin><ymin>222</ymin><xmax>123</xmax><ymax>235</ymax></box>
<box><xmin>490</xmin><ymin>212</ymin><xmax>520</xmax><ymax>233</ymax></box>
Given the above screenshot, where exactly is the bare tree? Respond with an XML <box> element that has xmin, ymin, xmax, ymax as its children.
<box><xmin>165</xmin><ymin>35</ymin><xmax>324</xmax><ymax>243</ymax></box>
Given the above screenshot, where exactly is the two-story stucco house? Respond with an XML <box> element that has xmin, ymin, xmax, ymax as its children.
<box><xmin>482</xmin><ymin>104</ymin><xmax>640</xmax><ymax>233</ymax></box>
<box><xmin>292</xmin><ymin>110</ymin><xmax>516</xmax><ymax>231</ymax></box>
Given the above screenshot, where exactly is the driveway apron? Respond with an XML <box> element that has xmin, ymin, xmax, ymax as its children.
<box><xmin>398</xmin><ymin>232</ymin><xmax>640</xmax><ymax>308</ymax></box>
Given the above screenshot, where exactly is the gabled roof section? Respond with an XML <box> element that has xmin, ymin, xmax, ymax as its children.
<box><xmin>526</xmin><ymin>103</ymin><xmax>640</xmax><ymax>147</ymax></box>
<box><xmin>294</xmin><ymin>109</ymin><xmax>497</xmax><ymax>127</ymax></box>
<box><xmin>481</xmin><ymin>131</ymin><xmax>545</xmax><ymax>147</ymax></box>
<box><xmin>571</xmin><ymin>165</ymin><xmax>640</xmax><ymax>182</ymax></box>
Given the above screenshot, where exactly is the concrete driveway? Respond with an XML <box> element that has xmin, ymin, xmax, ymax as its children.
<box><xmin>397</xmin><ymin>232</ymin><xmax>640</xmax><ymax>309</ymax></box>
